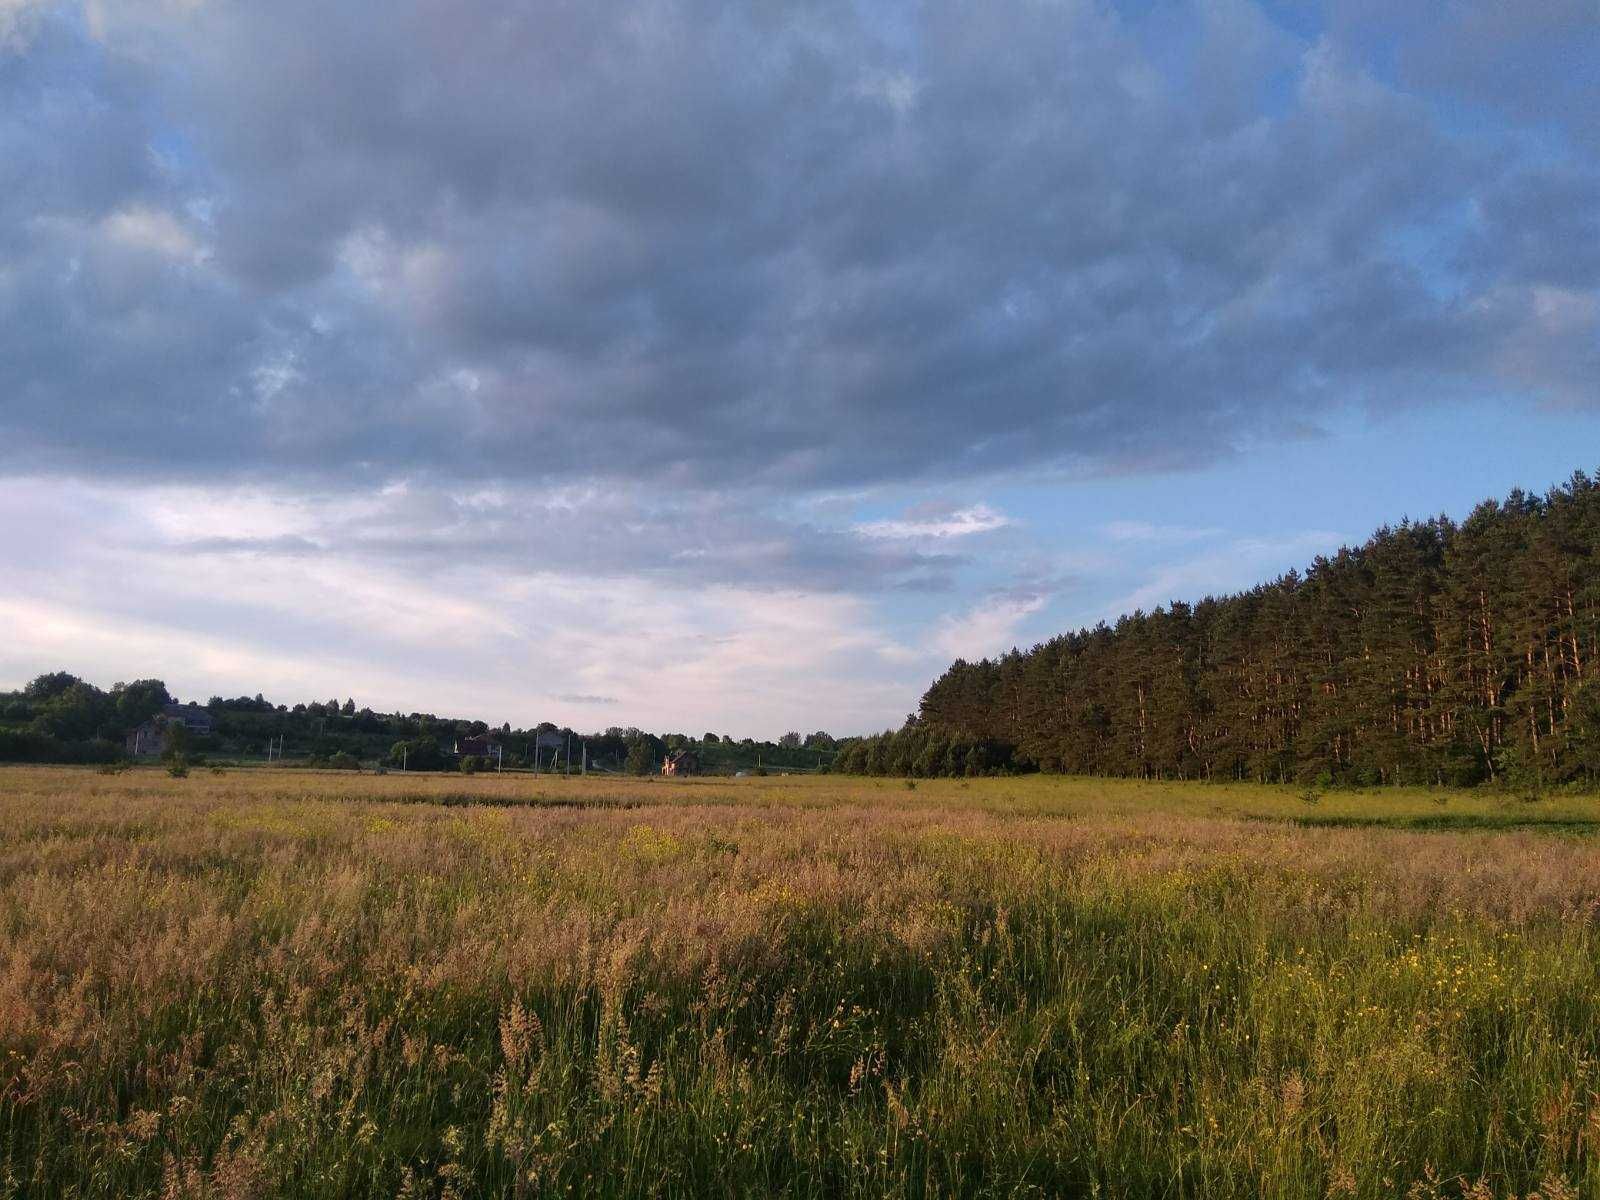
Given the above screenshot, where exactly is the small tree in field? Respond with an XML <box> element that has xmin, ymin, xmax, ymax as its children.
<box><xmin>625</xmin><ymin>741</ymin><xmax>654</xmax><ymax>775</ymax></box>
<box><xmin>162</xmin><ymin>721</ymin><xmax>190</xmax><ymax>762</ymax></box>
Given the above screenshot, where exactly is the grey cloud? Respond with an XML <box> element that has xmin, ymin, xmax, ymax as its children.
<box><xmin>166</xmin><ymin>485</ymin><xmax>966</xmax><ymax>594</ymax></box>
<box><xmin>179</xmin><ymin>535</ymin><xmax>326</xmax><ymax>557</ymax></box>
<box><xmin>1</xmin><ymin>0</ymin><xmax>1596</xmax><ymax>498</ymax></box>
<box><xmin>1466</xmin><ymin>167</ymin><xmax>1600</xmax><ymax>291</ymax></box>
<box><xmin>1350</xmin><ymin>0</ymin><xmax>1600</xmax><ymax>154</ymax></box>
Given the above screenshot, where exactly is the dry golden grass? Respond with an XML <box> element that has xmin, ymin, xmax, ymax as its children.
<box><xmin>2</xmin><ymin>765</ymin><xmax>1599</xmax><ymax>1197</ymax></box>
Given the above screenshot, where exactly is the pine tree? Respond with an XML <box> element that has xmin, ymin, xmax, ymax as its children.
<box><xmin>836</xmin><ymin>471</ymin><xmax>1600</xmax><ymax>787</ymax></box>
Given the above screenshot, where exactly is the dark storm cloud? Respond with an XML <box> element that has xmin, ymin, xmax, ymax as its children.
<box><xmin>1</xmin><ymin>0</ymin><xmax>1596</xmax><ymax>495</ymax></box>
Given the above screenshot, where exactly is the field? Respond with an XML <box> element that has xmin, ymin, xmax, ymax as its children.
<box><xmin>4</xmin><ymin>769</ymin><xmax>1600</xmax><ymax>1198</ymax></box>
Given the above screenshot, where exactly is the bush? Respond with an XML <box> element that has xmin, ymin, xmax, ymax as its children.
<box><xmin>460</xmin><ymin>755</ymin><xmax>481</xmax><ymax>775</ymax></box>
<box><xmin>389</xmin><ymin>738</ymin><xmax>447</xmax><ymax>771</ymax></box>
<box><xmin>0</xmin><ymin>729</ymin><xmax>122</xmax><ymax>765</ymax></box>
<box><xmin>166</xmin><ymin>758</ymin><xmax>189</xmax><ymax>779</ymax></box>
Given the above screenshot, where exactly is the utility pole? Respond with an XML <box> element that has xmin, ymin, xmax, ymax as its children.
<box><xmin>581</xmin><ymin>741</ymin><xmax>587</xmax><ymax>775</ymax></box>
<box><xmin>401</xmin><ymin>743</ymin><xmax>408</xmax><ymax>771</ymax></box>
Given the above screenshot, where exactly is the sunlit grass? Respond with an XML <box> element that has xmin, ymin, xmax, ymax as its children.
<box><xmin>1</xmin><ymin>766</ymin><xmax>1597</xmax><ymax>1197</ymax></box>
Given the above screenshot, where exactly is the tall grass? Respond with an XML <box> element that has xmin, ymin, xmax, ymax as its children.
<box><xmin>1</xmin><ymin>766</ymin><xmax>1597</xmax><ymax>1197</ymax></box>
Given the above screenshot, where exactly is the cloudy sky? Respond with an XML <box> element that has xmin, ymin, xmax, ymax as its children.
<box><xmin>2</xmin><ymin>0</ymin><xmax>1598</xmax><ymax>736</ymax></box>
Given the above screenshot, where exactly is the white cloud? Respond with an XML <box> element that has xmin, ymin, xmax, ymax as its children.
<box><xmin>931</xmin><ymin>590</ymin><xmax>1048</xmax><ymax>662</ymax></box>
<box><xmin>855</xmin><ymin>69</ymin><xmax>920</xmax><ymax>114</ymax></box>
<box><xmin>82</xmin><ymin>0</ymin><xmax>206</xmax><ymax>45</ymax></box>
<box><xmin>0</xmin><ymin>0</ymin><xmax>46</xmax><ymax>50</ymax></box>
<box><xmin>0</xmin><ymin>477</ymin><xmax>926</xmax><ymax>737</ymax></box>
<box><xmin>101</xmin><ymin>206</ymin><xmax>203</xmax><ymax>262</ymax></box>
<box><xmin>855</xmin><ymin>504</ymin><xmax>1011</xmax><ymax>541</ymax></box>
<box><xmin>1107</xmin><ymin>530</ymin><xmax>1350</xmax><ymax>617</ymax></box>
<box><xmin>1101</xmin><ymin>520</ymin><xmax>1224</xmax><ymax>543</ymax></box>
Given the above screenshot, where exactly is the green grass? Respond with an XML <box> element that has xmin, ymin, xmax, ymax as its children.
<box><xmin>1</xmin><ymin>767</ymin><xmax>1597</xmax><ymax>1197</ymax></box>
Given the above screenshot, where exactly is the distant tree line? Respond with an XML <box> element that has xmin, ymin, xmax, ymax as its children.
<box><xmin>837</xmin><ymin>472</ymin><xmax>1600</xmax><ymax>790</ymax></box>
<box><xmin>0</xmin><ymin>673</ymin><xmax>840</xmax><ymax>774</ymax></box>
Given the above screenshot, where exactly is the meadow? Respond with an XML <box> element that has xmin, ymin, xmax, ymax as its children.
<box><xmin>3</xmin><ymin>767</ymin><xmax>1600</xmax><ymax>1198</ymax></box>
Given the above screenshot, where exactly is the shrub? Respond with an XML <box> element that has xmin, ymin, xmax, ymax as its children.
<box><xmin>389</xmin><ymin>738</ymin><xmax>446</xmax><ymax>771</ymax></box>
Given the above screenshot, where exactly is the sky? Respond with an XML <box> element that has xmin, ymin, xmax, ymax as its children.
<box><xmin>1</xmin><ymin>0</ymin><xmax>1597</xmax><ymax>738</ymax></box>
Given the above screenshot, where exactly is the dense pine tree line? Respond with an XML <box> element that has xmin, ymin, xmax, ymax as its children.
<box><xmin>837</xmin><ymin>472</ymin><xmax>1600</xmax><ymax>788</ymax></box>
